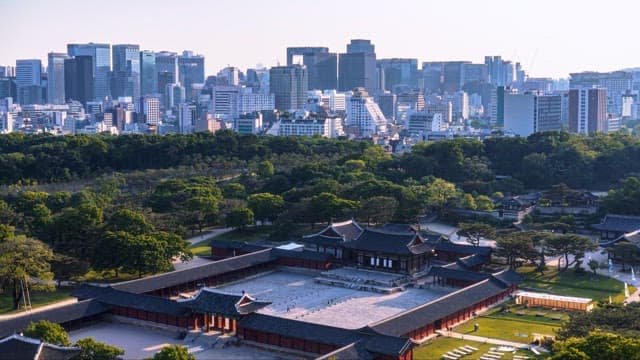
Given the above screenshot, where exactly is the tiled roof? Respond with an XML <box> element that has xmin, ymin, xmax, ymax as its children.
<box><xmin>0</xmin><ymin>300</ymin><xmax>108</xmax><ymax>339</ymax></box>
<box><xmin>112</xmin><ymin>249</ymin><xmax>277</xmax><ymax>294</ymax></box>
<box><xmin>179</xmin><ymin>289</ymin><xmax>270</xmax><ymax>317</ymax></box>
<box><xmin>427</xmin><ymin>266</ymin><xmax>491</xmax><ymax>283</ymax></box>
<box><xmin>0</xmin><ymin>335</ymin><xmax>80</xmax><ymax>360</ymax></box>
<box><xmin>302</xmin><ymin>234</ymin><xmax>344</xmax><ymax>247</ymax></box>
<box><xmin>592</xmin><ymin>214</ymin><xmax>640</xmax><ymax>233</ymax></box>
<box><xmin>272</xmin><ymin>248</ymin><xmax>334</xmax><ymax>262</ymax></box>
<box><xmin>370</xmin><ymin>278</ymin><xmax>509</xmax><ymax>336</ymax></box>
<box><xmin>435</xmin><ymin>241</ymin><xmax>493</xmax><ymax>256</ymax></box>
<box><xmin>343</xmin><ymin>228</ymin><xmax>431</xmax><ymax>255</ymax></box>
<box><xmin>209</xmin><ymin>240</ymin><xmax>267</xmax><ymax>253</ymax></box>
<box><xmin>491</xmin><ymin>269</ymin><xmax>525</xmax><ymax>287</ymax></box>
<box><xmin>304</xmin><ymin>220</ymin><xmax>364</xmax><ymax>242</ymax></box>
<box><xmin>239</xmin><ymin>313</ymin><xmax>362</xmax><ymax>347</ymax></box>
<box><xmin>73</xmin><ymin>285</ymin><xmax>189</xmax><ymax>317</ymax></box>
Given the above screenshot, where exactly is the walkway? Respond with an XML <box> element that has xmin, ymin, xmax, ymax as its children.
<box><xmin>185</xmin><ymin>227</ymin><xmax>233</xmax><ymax>245</ymax></box>
<box><xmin>435</xmin><ymin>330</ymin><xmax>548</xmax><ymax>354</ymax></box>
<box><xmin>422</xmin><ymin>222</ymin><xmax>497</xmax><ymax>247</ymax></box>
<box><xmin>582</xmin><ymin>250</ymin><xmax>640</xmax><ymax>303</ymax></box>
<box><xmin>0</xmin><ymin>298</ymin><xmax>77</xmax><ymax>321</ymax></box>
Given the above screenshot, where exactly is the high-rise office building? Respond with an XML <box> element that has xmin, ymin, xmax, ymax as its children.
<box><xmin>178</xmin><ymin>103</ymin><xmax>197</xmax><ymax>134</ymax></box>
<box><xmin>339</xmin><ymin>39</ymin><xmax>377</xmax><ymax>94</ymax></box>
<box><xmin>217</xmin><ymin>67</ymin><xmax>241</xmax><ymax>86</ymax></box>
<box><xmin>178</xmin><ymin>51</ymin><xmax>205</xmax><ymax>100</ymax></box>
<box><xmin>140</xmin><ymin>51</ymin><xmax>157</xmax><ymax>96</ymax></box>
<box><xmin>484</xmin><ymin>56</ymin><xmax>515</xmax><ymax>87</ymax></box>
<box><xmin>15</xmin><ymin>59</ymin><xmax>42</xmax><ymax>87</ymax></box>
<box><xmin>377</xmin><ymin>58</ymin><xmax>419</xmax><ymax>93</ymax></box>
<box><xmin>504</xmin><ymin>92</ymin><xmax>562</xmax><ymax>136</ymax></box>
<box><xmin>140</xmin><ymin>96</ymin><xmax>160</xmax><ymax>125</ymax></box>
<box><xmin>569</xmin><ymin>71</ymin><xmax>632</xmax><ymax>116</ymax></box>
<box><xmin>64</xmin><ymin>56</ymin><xmax>94</xmax><ymax>105</ymax></box>
<box><xmin>346</xmin><ymin>87</ymin><xmax>387</xmax><ymax>137</ymax></box>
<box><xmin>287</xmin><ymin>47</ymin><xmax>337</xmax><ymax>91</ymax></box>
<box><xmin>47</xmin><ymin>53</ymin><xmax>67</xmax><ymax>104</ymax></box>
<box><xmin>269</xmin><ymin>65</ymin><xmax>308</xmax><ymax>111</ymax></box>
<box><xmin>155</xmin><ymin>51</ymin><xmax>178</xmax><ymax>106</ymax></box>
<box><xmin>112</xmin><ymin>44</ymin><xmax>141</xmax><ymax>101</ymax></box>
<box><xmin>67</xmin><ymin>43</ymin><xmax>111</xmax><ymax>101</ymax></box>
<box><xmin>15</xmin><ymin>59</ymin><xmax>42</xmax><ymax>105</ymax></box>
<box><xmin>165</xmin><ymin>83</ymin><xmax>185</xmax><ymax>109</ymax></box>
<box><xmin>569</xmin><ymin>88</ymin><xmax>608</xmax><ymax>134</ymax></box>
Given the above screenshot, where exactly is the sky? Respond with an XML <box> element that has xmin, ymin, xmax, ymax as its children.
<box><xmin>2</xmin><ymin>0</ymin><xmax>639</xmax><ymax>79</ymax></box>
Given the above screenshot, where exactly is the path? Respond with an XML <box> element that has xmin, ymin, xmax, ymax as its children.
<box><xmin>436</xmin><ymin>330</ymin><xmax>548</xmax><ymax>354</ymax></box>
<box><xmin>0</xmin><ymin>298</ymin><xmax>77</xmax><ymax>321</ymax></box>
<box><xmin>422</xmin><ymin>221</ymin><xmax>497</xmax><ymax>247</ymax></box>
<box><xmin>581</xmin><ymin>250</ymin><xmax>640</xmax><ymax>303</ymax></box>
<box><xmin>185</xmin><ymin>227</ymin><xmax>233</xmax><ymax>245</ymax></box>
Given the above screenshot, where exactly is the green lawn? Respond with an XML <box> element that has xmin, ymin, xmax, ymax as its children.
<box><xmin>414</xmin><ymin>337</ymin><xmax>543</xmax><ymax>360</ymax></box>
<box><xmin>517</xmin><ymin>265</ymin><xmax>633</xmax><ymax>302</ymax></box>
<box><xmin>0</xmin><ymin>287</ymin><xmax>74</xmax><ymax>314</ymax></box>
<box><xmin>454</xmin><ymin>316</ymin><xmax>559</xmax><ymax>343</ymax></box>
<box><xmin>188</xmin><ymin>227</ymin><xmax>274</xmax><ymax>256</ymax></box>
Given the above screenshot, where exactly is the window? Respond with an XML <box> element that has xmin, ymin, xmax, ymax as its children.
<box><xmin>388</xmin><ymin>259</ymin><xmax>393</xmax><ymax>268</ymax></box>
<box><xmin>376</xmin><ymin>258</ymin><xmax>380</xmax><ymax>267</ymax></box>
<box><xmin>401</xmin><ymin>260</ymin><xmax>407</xmax><ymax>270</ymax></box>
<box><xmin>383</xmin><ymin>259</ymin><xmax>387</xmax><ymax>268</ymax></box>
<box><xmin>370</xmin><ymin>257</ymin><xmax>375</xmax><ymax>266</ymax></box>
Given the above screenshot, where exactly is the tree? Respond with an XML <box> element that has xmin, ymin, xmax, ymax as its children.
<box><xmin>93</xmin><ymin>231</ymin><xmax>135</xmax><ymax>277</ymax></box>
<box><xmin>587</xmin><ymin>259</ymin><xmax>600</xmax><ymax>275</ymax></box>
<box><xmin>309</xmin><ymin>192</ymin><xmax>359</xmax><ymax>225</ymax></box>
<box><xmin>221</xmin><ymin>183</ymin><xmax>246</xmax><ymax>199</ymax></box>
<box><xmin>257</xmin><ymin>160</ymin><xmax>274</xmax><ymax>178</ymax></box>
<box><xmin>183</xmin><ymin>195</ymin><xmax>219</xmax><ymax>233</ymax></box>
<box><xmin>358</xmin><ymin>196</ymin><xmax>398</xmax><ymax>226</ymax></box>
<box><xmin>425</xmin><ymin>178</ymin><xmax>459</xmax><ymax>211</ymax></box>
<box><xmin>0</xmin><ymin>235</ymin><xmax>54</xmax><ymax>309</ymax></box>
<box><xmin>551</xmin><ymin>331</ymin><xmax>640</xmax><ymax>360</ymax></box>
<box><xmin>556</xmin><ymin>303</ymin><xmax>640</xmax><ymax>339</ymax></box>
<box><xmin>457</xmin><ymin>222</ymin><xmax>496</xmax><ymax>247</ymax></box>
<box><xmin>546</xmin><ymin>234</ymin><xmax>597</xmax><ymax>271</ymax></box>
<box><xmin>475</xmin><ymin>195</ymin><xmax>494</xmax><ymax>211</ymax></box>
<box><xmin>50</xmin><ymin>254</ymin><xmax>89</xmax><ymax>286</ymax></box>
<box><xmin>105</xmin><ymin>209</ymin><xmax>154</xmax><ymax>236</ymax></box>
<box><xmin>610</xmin><ymin>242</ymin><xmax>640</xmax><ymax>271</ymax></box>
<box><xmin>247</xmin><ymin>193</ymin><xmax>284</xmax><ymax>224</ymax></box>
<box><xmin>225</xmin><ymin>208</ymin><xmax>254</xmax><ymax>230</ymax></box>
<box><xmin>460</xmin><ymin>193</ymin><xmax>477</xmax><ymax>210</ymax></box>
<box><xmin>146</xmin><ymin>345</ymin><xmax>195</xmax><ymax>360</ymax></box>
<box><xmin>495</xmin><ymin>232</ymin><xmax>537</xmax><ymax>269</ymax></box>
<box><xmin>73</xmin><ymin>338</ymin><xmax>125</xmax><ymax>360</ymax></box>
<box><xmin>23</xmin><ymin>320</ymin><xmax>71</xmax><ymax>346</ymax></box>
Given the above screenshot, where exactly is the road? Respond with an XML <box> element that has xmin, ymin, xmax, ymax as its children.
<box><xmin>422</xmin><ymin>221</ymin><xmax>497</xmax><ymax>247</ymax></box>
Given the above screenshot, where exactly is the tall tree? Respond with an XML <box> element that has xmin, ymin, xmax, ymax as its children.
<box><xmin>495</xmin><ymin>232</ymin><xmax>537</xmax><ymax>269</ymax></box>
<box><xmin>457</xmin><ymin>222</ymin><xmax>496</xmax><ymax>247</ymax></box>
<box><xmin>425</xmin><ymin>178</ymin><xmax>459</xmax><ymax>211</ymax></box>
<box><xmin>247</xmin><ymin>193</ymin><xmax>284</xmax><ymax>224</ymax></box>
<box><xmin>0</xmin><ymin>232</ymin><xmax>54</xmax><ymax>309</ymax></box>
<box><xmin>358</xmin><ymin>196</ymin><xmax>398</xmax><ymax>226</ymax></box>
<box><xmin>225</xmin><ymin>208</ymin><xmax>254</xmax><ymax>231</ymax></box>
<box><xmin>74</xmin><ymin>338</ymin><xmax>125</xmax><ymax>360</ymax></box>
<box><xmin>546</xmin><ymin>234</ymin><xmax>597</xmax><ymax>271</ymax></box>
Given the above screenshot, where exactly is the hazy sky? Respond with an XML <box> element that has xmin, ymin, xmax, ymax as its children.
<box><xmin>2</xmin><ymin>0</ymin><xmax>639</xmax><ymax>79</ymax></box>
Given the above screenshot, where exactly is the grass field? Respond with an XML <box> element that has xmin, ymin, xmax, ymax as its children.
<box><xmin>188</xmin><ymin>227</ymin><xmax>274</xmax><ymax>256</ymax></box>
<box><xmin>0</xmin><ymin>287</ymin><xmax>73</xmax><ymax>314</ymax></box>
<box><xmin>517</xmin><ymin>265</ymin><xmax>634</xmax><ymax>302</ymax></box>
<box><xmin>414</xmin><ymin>337</ymin><xmax>542</xmax><ymax>360</ymax></box>
<box><xmin>454</xmin><ymin>315</ymin><xmax>559</xmax><ymax>343</ymax></box>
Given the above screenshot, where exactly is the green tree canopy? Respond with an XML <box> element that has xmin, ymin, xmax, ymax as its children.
<box><xmin>23</xmin><ymin>320</ymin><xmax>71</xmax><ymax>346</ymax></box>
<box><xmin>457</xmin><ymin>222</ymin><xmax>496</xmax><ymax>247</ymax></box>
<box><xmin>225</xmin><ymin>207</ymin><xmax>254</xmax><ymax>230</ymax></box>
<box><xmin>73</xmin><ymin>337</ymin><xmax>125</xmax><ymax>360</ymax></box>
<box><xmin>247</xmin><ymin>193</ymin><xmax>284</xmax><ymax>223</ymax></box>
<box><xmin>146</xmin><ymin>345</ymin><xmax>195</xmax><ymax>360</ymax></box>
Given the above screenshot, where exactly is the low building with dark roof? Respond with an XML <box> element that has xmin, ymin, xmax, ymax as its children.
<box><xmin>593</xmin><ymin>214</ymin><xmax>640</xmax><ymax>240</ymax></box>
<box><xmin>433</xmin><ymin>240</ymin><xmax>492</xmax><ymax>264</ymax></box>
<box><xmin>237</xmin><ymin>313</ymin><xmax>415</xmax><ymax>359</ymax></box>
<box><xmin>0</xmin><ymin>334</ymin><xmax>80</xmax><ymax>360</ymax></box>
<box><xmin>369</xmin><ymin>277</ymin><xmax>516</xmax><ymax>340</ymax></box>
<box><xmin>0</xmin><ymin>300</ymin><xmax>107</xmax><ymax>339</ymax></box>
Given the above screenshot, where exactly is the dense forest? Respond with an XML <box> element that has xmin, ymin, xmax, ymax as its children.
<box><xmin>1</xmin><ymin>131</ymin><xmax>640</xmax><ymax>190</ymax></box>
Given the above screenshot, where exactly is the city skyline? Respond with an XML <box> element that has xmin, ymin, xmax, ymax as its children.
<box><xmin>3</xmin><ymin>0</ymin><xmax>640</xmax><ymax>79</ymax></box>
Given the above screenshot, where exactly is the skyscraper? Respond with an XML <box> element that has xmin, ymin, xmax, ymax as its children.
<box><xmin>155</xmin><ymin>51</ymin><xmax>178</xmax><ymax>106</ymax></box>
<box><xmin>339</xmin><ymin>39</ymin><xmax>377</xmax><ymax>94</ymax></box>
<box><xmin>269</xmin><ymin>65</ymin><xmax>308</xmax><ymax>111</ymax></box>
<box><xmin>140</xmin><ymin>51</ymin><xmax>157</xmax><ymax>96</ymax></box>
<box><xmin>112</xmin><ymin>44</ymin><xmax>141</xmax><ymax>101</ymax></box>
<box><xmin>178</xmin><ymin>51</ymin><xmax>205</xmax><ymax>100</ymax></box>
<box><xmin>377</xmin><ymin>58</ymin><xmax>419</xmax><ymax>93</ymax></box>
<box><xmin>140</xmin><ymin>96</ymin><xmax>160</xmax><ymax>126</ymax></box>
<box><xmin>47</xmin><ymin>53</ymin><xmax>67</xmax><ymax>104</ymax></box>
<box><xmin>504</xmin><ymin>92</ymin><xmax>562</xmax><ymax>136</ymax></box>
<box><xmin>15</xmin><ymin>59</ymin><xmax>42</xmax><ymax>105</ymax></box>
<box><xmin>569</xmin><ymin>88</ymin><xmax>608</xmax><ymax>134</ymax></box>
<box><xmin>67</xmin><ymin>43</ymin><xmax>111</xmax><ymax>101</ymax></box>
<box><xmin>64</xmin><ymin>56</ymin><xmax>94</xmax><ymax>105</ymax></box>
<box><xmin>287</xmin><ymin>47</ymin><xmax>337</xmax><ymax>90</ymax></box>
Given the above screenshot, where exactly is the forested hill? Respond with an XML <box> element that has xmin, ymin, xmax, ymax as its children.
<box><xmin>1</xmin><ymin>130</ymin><xmax>639</xmax><ymax>190</ymax></box>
